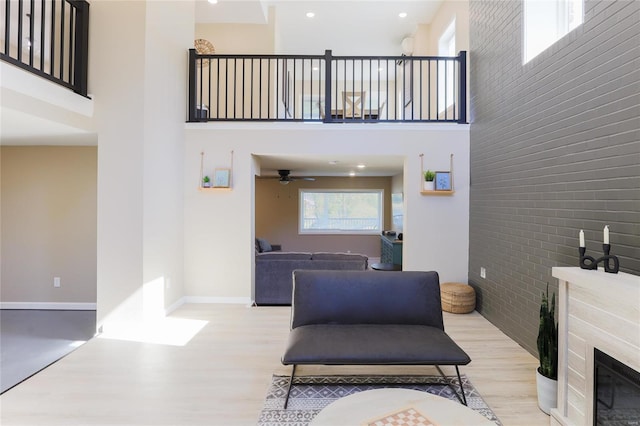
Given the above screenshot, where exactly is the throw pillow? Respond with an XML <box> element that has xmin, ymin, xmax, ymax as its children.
<box><xmin>256</xmin><ymin>238</ymin><xmax>272</xmax><ymax>253</ymax></box>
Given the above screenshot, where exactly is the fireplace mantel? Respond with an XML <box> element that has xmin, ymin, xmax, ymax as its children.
<box><xmin>551</xmin><ymin>267</ymin><xmax>640</xmax><ymax>426</ymax></box>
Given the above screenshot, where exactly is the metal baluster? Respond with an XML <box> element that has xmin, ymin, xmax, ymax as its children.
<box><xmin>59</xmin><ymin>0</ymin><xmax>64</xmax><ymax>79</ymax></box>
<box><xmin>17</xmin><ymin>0</ymin><xmax>23</xmax><ymax>62</ymax></box>
<box><xmin>40</xmin><ymin>0</ymin><xmax>45</xmax><ymax>70</ymax></box>
<box><xmin>4</xmin><ymin>0</ymin><xmax>10</xmax><ymax>55</ymax></box>
<box><xmin>29</xmin><ymin>0</ymin><xmax>34</xmax><ymax>66</ymax></box>
<box><xmin>207</xmin><ymin>57</ymin><xmax>211</xmax><ymax>120</ymax></box>
<box><xmin>428</xmin><ymin>60</ymin><xmax>431</xmax><ymax>120</ymax></box>
<box><xmin>50</xmin><ymin>0</ymin><xmax>55</xmax><ymax>76</ymax></box>
<box><xmin>69</xmin><ymin>4</ymin><xmax>74</xmax><ymax>84</ymax></box>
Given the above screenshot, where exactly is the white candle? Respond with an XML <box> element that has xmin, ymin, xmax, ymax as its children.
<box><xmin>579</xmin><ymin>230</ymin><xmax>585</xmax><ymax>248</ymax></box>
<box><xmin>604</xmin><ymin>225</ymin><xmax>609</xmax><ymax>245</ymax></box>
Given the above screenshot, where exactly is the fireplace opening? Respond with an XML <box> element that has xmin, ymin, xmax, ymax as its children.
<box><xmin>594</xmin><ymin>348</ymin><xmax>640</xmax><ymax>425</ymax></box>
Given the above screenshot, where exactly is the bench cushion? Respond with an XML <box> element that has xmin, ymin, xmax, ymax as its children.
<box><xmin>282</xmin><ymin>324</ymin><xmax>471</xmax><ymax>366</ymax></box>
<box><xmin>291</xmin><ymin>270</ymin><xmax>444</xmax><ymax>330</ymax></box>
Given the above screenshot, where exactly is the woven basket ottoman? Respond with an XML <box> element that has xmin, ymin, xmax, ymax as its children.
<box><xmin>440</xmin><ymin>282</ymin><xmax>476</xmax><ymax>314</ymax></box>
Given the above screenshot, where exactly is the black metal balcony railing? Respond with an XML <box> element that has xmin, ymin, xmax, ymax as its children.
<box><xmin>188</xmin><ymin>49</ymin><xmax>466</xmax><ymax>124</ymax></box>
<box><xmin>1</xmin><ymin>0</ymin><xmax>89</xmax><ymax>97</ymax></box>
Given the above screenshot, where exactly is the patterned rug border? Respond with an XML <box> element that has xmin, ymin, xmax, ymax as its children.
<box><xmin>258</xmin><ymin>374</ymin><xmax>502</xmax><ymax>426</ymax></box>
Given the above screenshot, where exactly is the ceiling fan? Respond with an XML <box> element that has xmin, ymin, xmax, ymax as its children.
<box><xmin>265</xmin><ymin>169</ymin><xmax>316</xmax><ymax>185</ymax></box>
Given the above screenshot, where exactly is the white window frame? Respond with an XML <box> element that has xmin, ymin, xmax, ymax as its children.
<box><xmin>523</xmin><ymin>0</ymin><xmax>584</xmax><ymax>64</ymax></box>
<box><xmin>438</xmin><ymin>19</ymin><xmax>456</xmax><ymax>113</ymax></box>
<box><xmin>299</xmin><ymin>189</ymin><xmax>384</xmax><ymax>235</ymax></box>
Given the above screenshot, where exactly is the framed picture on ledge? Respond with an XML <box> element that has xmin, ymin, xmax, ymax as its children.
<box><xmin>434</xmin><ymin>171</ymin><xmax>451</xmax><ymax>191</ymax></box>
<box><xmin>213</xmin><ymin>168</ymin><xmax>231</xmax><ymax>188</ymax></box>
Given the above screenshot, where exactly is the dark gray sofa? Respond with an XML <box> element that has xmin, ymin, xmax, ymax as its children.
<box><xmin>254</xmin><ymin>252</ymin><xmax>368</xmax><ymax>305</ymax></box>
<box><xmin>280</xmin><ymin>270</ymin><xmax>471</xmax><ymax>408</ymax></box>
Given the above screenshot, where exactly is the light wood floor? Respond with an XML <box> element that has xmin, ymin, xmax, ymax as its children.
<box><xmin>0</xmin><ymin>304</ymin><xmax>550</xmax><ymax>425</ymax></box>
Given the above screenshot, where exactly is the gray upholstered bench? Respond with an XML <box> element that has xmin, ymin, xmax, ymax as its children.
<box><xmin>281</xmin><ymin>270</ymin><xmax>471</xmax><ymax>408</ymax></box>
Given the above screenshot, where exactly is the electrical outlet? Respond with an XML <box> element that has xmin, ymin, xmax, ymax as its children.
<box><xmin>480</xmin><ymin>267</ymin><xmax>486</xmax><ymax>279</ymax></box>
<box><xmin>54</xmin><ymin>277</ymin><xmax>61</xmax><ymax>287</ymax></box>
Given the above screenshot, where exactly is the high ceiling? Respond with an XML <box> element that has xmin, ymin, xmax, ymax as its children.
<box><xmin>196</xmin><ymin>0</ymin><xmax>441</xmax><ymax>177</ymax></box>
<box><xmin>195</xmin><ymin>0</ymin><xmax>443</xmax><ymax>55</ymax></box>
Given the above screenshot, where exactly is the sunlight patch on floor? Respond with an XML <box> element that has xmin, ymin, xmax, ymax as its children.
<box><xmin>98</xmin><ymin>317</ymin><xmax>208</xmax><ymax>346</ymax></box>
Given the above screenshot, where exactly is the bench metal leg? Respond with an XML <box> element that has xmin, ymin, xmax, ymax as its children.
<box><xmin>436</xmin><ymin>365</ymin><xmax>467</xmax><ymax>406</ymax></box>
<box><xmin>284</xmin><ymin>365</ymin><xmax>296</xmax><ymax>409</ymax></box>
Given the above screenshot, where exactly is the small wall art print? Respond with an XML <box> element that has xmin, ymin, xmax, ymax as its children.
<box><xmin>434</xmin><ymin>171</ymin><xmax>451</xmax><ymax>191</ymax></box>
<box><xmin>213</xmin><ymin>168</ymin><xmax>231</xmax><ymax>188</ymax></box>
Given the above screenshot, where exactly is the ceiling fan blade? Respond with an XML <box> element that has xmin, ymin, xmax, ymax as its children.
<box><xmin>256</xmin><ymin>170</ymin><xmax>316</xmax><ymax>181</ymax></box>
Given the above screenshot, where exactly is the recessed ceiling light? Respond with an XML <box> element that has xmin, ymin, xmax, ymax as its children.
<box><xmin>208</xmin><ymin>0</ymin><xmax>218</xmax><ymax>4</ymax></box>
<box><xmin>306</xmin><ymin>12</ymin><xmax>315</xmax><ymax>18</ymax></box>
<box><xmin>398</xmin><ymin>12</ymin><xmax>407</xmax><ymax>18</ymax></box>
<box><xmin>357</xmin><ymin>164</ymin><xmax>366</xmax><ymax>169</ymax></box>
<box><xmin>349</xmin><ymin>171</ymin><xmax>356</xmax><ymax>177</ymax></box>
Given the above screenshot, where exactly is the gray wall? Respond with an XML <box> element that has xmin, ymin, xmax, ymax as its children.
<box><xmin>468</xmin><ymin>0</ymin><xmax>640</xmax><ymax>355</ymax></box>
<box><xmin>1</xmin><ymin>146</ymin><xmax>97</xmax><ymax>304</ymax></box>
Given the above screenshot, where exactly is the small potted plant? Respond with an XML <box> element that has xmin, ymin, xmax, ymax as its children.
<box><xmin>423</xmin><ymin>170</ymin><xmax>436</xmax><ymax>191</ymax></box>
<box><xmin>536</xmin><ymin>283</ymin><xmax>558</xmax><ymax>415</ymax></box>
<box><xmin>202</xmin><ymin>175</ymin><xmax>211</xmax><ymax>188</ymax></box>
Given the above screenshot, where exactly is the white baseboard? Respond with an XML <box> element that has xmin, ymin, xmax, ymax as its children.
<box><xmin>0</xmin><ymin>302</ymin><xmax>97</xmax><ymax>310</ymax></box>
<box><xmin>183</xmin><ymin>296</ymin><xmax>253</xmax><ymax>305</ymax></box>
<box><xmin>164</xmin><ymin>297</ymin><xmax>185</xmax><ymax>316</ymax></box>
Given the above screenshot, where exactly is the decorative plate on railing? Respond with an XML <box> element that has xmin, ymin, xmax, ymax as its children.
<box><xmin>194</xmin><ymin>39</ymin><xmax>215</xmax><ymax>68</ymax></box>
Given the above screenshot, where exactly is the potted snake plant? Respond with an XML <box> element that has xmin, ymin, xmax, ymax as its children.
<box><xmin>536</xmin><ymin>284</ymin><xmax>558</xmax><ymax>415</ymax></box>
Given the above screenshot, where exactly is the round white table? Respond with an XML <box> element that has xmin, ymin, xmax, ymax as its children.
<box><xmin>310</xmin><ymin>388</ymin><xmax>495</xmax><ymax>426</ymax></box>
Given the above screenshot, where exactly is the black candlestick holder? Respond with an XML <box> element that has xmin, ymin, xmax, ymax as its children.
<box><xmin>579</xmin><ymin>244</ymin><xmax>619</xmax><ymax>273</ymax></box>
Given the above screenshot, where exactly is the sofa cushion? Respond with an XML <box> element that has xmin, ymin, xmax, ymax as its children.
<box><xmin>256</xmin><ymin>252</ymin><xmax>312</xmax><ymax>260</ymax></box>
<box><xmin>291</xmin><ymin>270</ymin><xmax>443</xmax><ymax>329</ymax></box>
<box><xmin>311</xmin><ymin>252</ymin><xmax>367</xmax><ymax>261</ymax></box>
<box><xmin>282</xmin><ymin>324</ymin><xmax>471</xmax><ymax>366</ymax></box>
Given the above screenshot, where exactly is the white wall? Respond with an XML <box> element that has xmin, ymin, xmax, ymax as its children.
<box><xmin>91</xmin><ymin>0</ymin><xmax>146</xmax><ymax>328</ymax></box>
<box><xmin>91</xmin><ymin>0</ymin><xmax>192</xmax><ymax>330</ymax></box>
<box><xmin>142</xmin><ymin>1</ymin><xmax>192</xmax><ymax>317</ymax></box>
<box><xmin>184</xmin><ymin>124</ymin><xmax>470</xmax><ymax>301</ymax></box>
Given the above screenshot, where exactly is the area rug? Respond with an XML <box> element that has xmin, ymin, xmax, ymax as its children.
<box><xmin>258</xmin><ymin>374</ymin><xmax>501</xmax><ymax>425</ymax></box>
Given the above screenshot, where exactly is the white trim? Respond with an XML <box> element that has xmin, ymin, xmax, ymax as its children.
<box><xmin>0</xmin><ymin>302</ymin><xmax>96</xmax><ymax>310</ymax></box>
<box><xmin>186</xmin><ymin>122</ymin><xmax>469</xmax><ymax>132</ymax></box>
<box><xmin>299</xmin><ymin>189</ymin><xmax>384</xmax><ymax>235</ymax></box>
<box><xmin>183</xmin><ymin>296</ymin><xmax>253</xmax><ymax>306</ymax></box>
<box><xmin>164</xmin><ymin>297</ymin><xmax>186</xmax><ymax>316</ymax></box>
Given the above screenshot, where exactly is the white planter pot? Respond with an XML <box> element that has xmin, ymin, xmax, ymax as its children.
<box><xmin>536</xmin><ymin>368</ymin><xmax>558</xmax><ymax>415</ymax></box>
<box><xmin>423</xmin><ymin>181</ymin><xmax>435</xmax><ymax>191</ymax></box>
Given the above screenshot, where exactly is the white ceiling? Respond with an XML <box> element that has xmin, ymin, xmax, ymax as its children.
<box><xmin>0</xmin><ymin>108</ymin><xmax>97</xmax><ymax>146</ymax></box>
<box><xmin>256</xmin><ymin>153</ymin><xmax>404</xmax><ymax>177</ymax></box>
<box><xmin>196</xmin><ymin>0</ymin><xmax>443</xmax><ymax>55</ymax></box>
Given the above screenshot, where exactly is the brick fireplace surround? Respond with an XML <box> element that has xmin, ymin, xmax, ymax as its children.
<box><xmin>551</xmin><ymin>267</ymin><xmax>640</xmax><ymax>425</ymax></box>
